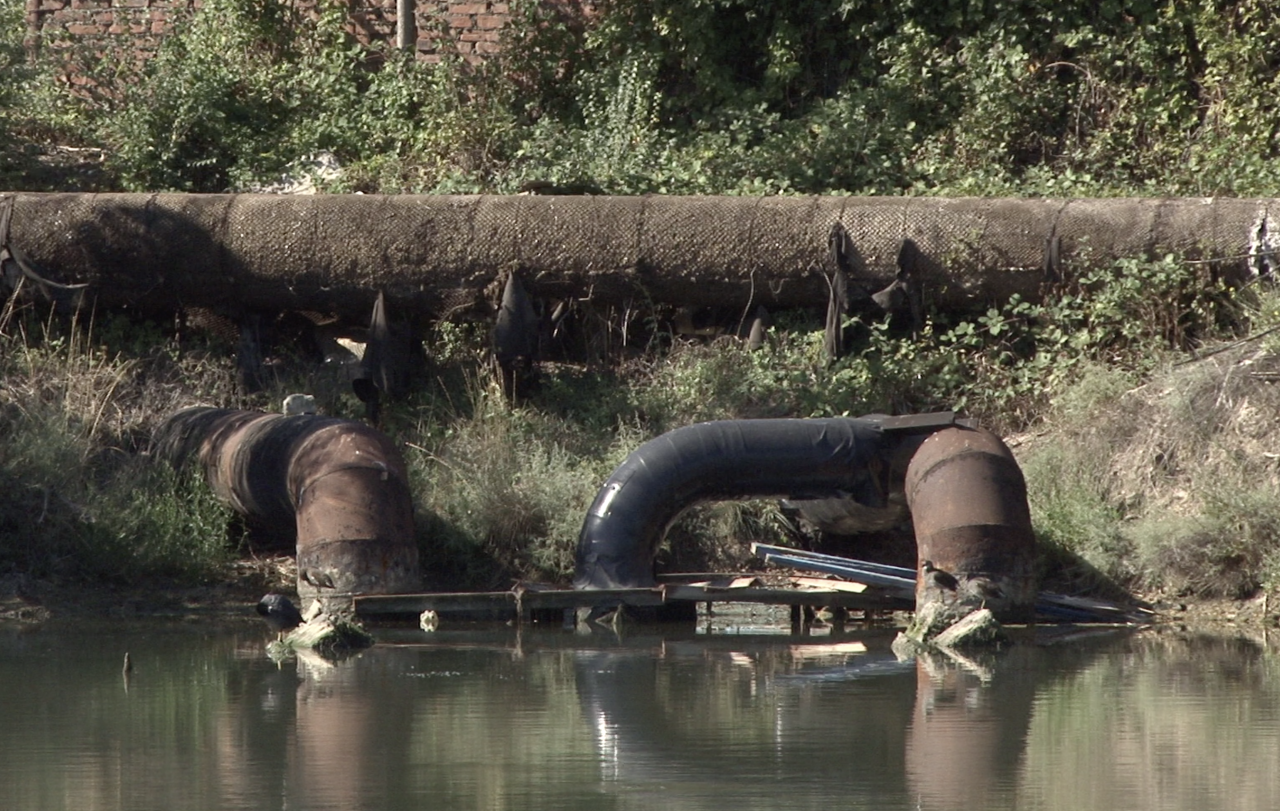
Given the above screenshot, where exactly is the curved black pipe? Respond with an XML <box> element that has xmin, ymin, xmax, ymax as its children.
<box><xmin>574</xmin><ymin>417</ymin><xmax>900</xmax><ymax>589</ymax></box>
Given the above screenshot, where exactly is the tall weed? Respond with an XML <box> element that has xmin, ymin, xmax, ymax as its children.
<box><xmin>0</xmin><ymin>314</ymin><xmax>238</xmax><ymax>583</ymax></box>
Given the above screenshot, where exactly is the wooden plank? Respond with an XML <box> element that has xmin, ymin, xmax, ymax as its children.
<box><xmin>751</xmin><ymin>543</ymin><xmax>917</xmax><ymax>579</ymax></box>
<box><xmin>790</xmin><ymin>641</ymin><xmax>868</xmax><ymax>658</ymax></box>
<box><xmin>354</xmin><ymin>581</ymin><xmax>914</xmax><ymax>618</ymax></box>
<box><xmin>756</xmin><ymin>551</ymin><xmax>918</xmax><ymax>592</ymax></box>
<box><xmin>521</xmin><ymin>588</ymin><xmax>666</xmax><ymax>610</ymax></box>
<box><xmin>663</xmin><ymin>583</ymin><xmax>907</xmax><ymax>610</ymax></box>
<box><xmin>791</xmin><ymin>576</ymin><xmax>867</xmax><ymax>593</ymax></box>
<box><xmin>749</xmin><ymin>544</ymin><xmax>1152</xmax><ymax>624</ymax></box>
<box><xmin>354</xmin><ymin>591</ymin><xmax>517</xmax><ymax>615</ymax></box>
<box><xmin>354</xmin><ymin>587</ymin><xmax>668</xmax><ymax>617</ymax></box>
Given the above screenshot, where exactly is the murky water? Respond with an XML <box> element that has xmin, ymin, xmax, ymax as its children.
<box><xmin>0</xmin><ymin>616</ymin><xmax>1277</xmax><ymax>811</ymax></box>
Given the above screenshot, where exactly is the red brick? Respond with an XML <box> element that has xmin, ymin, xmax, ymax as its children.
<box><xmin>35</xmin><ymin>0</ymin><xmax>521</xmax><ymax>75</ymax></box>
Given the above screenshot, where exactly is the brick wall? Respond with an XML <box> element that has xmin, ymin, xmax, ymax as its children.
<box><xmin>24</xmin><ymin>0</ymin><xmax>591</xmax><ymax>67</ymax></box>
<box><xmin>25</xmin><ymin>0</ymin><xmax>199</xmax><ymax>67</ymax></box>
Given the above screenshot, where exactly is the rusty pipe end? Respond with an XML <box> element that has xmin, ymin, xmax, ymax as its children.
<box><xmin>906</xmin><ymin>427</ymin><xmax>1038</xmax><ymax>624</ymax></box>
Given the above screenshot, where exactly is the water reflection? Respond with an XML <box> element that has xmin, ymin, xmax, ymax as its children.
<box><xmin>574</xmin><ymin>636</ymin><xmax>918</xmax><ymax>809</ymax></box>
<box><xmin>905</xmin><ymin>647</ymin><xmax>1038</xmax><ymax>810</ymax></box>
<box><xmin>0</xmin><ymin>620</ymin><xmax>1277</xmax><ymax>811</ymax></box>
<box><xmin>1018</xmin><ymin>632</ymin><xmax>1280</xmax><ymax>811</ymax></box>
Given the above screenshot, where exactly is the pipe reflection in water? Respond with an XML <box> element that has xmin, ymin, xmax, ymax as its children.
<box><xmin>904</xmin><ymin>647</ymin><xmax>1041</xmax><ymax>811</ymax></box>
<box><xmin>5</xmin><ymin>625</ymin><xmax>1280</xmax><ymax>810</ymax></box>
<box><xmin>572</xmin><ymin>633</ymin><xmax>921</xmax><ymax>807</ymax></box>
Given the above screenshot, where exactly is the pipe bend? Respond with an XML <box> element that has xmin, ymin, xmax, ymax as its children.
<box><xmin>573</xmin><ymin>417</ymin><xmax>895</xmax><ymax>589</ymax></box>
<box><xmin>154</xmin><ymin>406</ymin><xmax>419</xmax><ymax>597</ymax></box>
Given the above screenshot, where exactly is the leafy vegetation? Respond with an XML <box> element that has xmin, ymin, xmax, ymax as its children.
<box><xmin>3</xmin><ymin>247</ymin><xmax>1272</xmax><ymax>598</ymax></box>
<box><xmin>6</xmin><ymin>0</ymin><xmax>1280</xmax><ymax>196</ymax></box>
<box><xmin>0</xmin><ymin>312</ymin><xmax>240</xmax><ymax>584</ymax></box>
<box><xmin>5</xmin><ymin>0</ymin><xmax>1280</xmax><ymax>602</ymax></box>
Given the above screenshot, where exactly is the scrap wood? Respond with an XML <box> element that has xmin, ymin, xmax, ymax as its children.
<box><xmin>791</xmin><ymin>576</ymin><xmax>867</xmax><ymax>593</ymax></box>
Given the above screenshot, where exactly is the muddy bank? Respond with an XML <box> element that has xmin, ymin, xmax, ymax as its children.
<box><xmin>4</xmin><ymin>561</ymin><xmax>1277</xmax><ymax>632</ymax></box>
<box><xmin>0</xmin><ymin>556</ymin><xmax>297</xmax><ymax>625</ymax></box>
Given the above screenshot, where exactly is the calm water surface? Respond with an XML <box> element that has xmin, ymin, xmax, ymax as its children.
<box><xmin>1</xmin><ymin>616</ymin><xmax>1277</xmax><ymax>811</ymax></box>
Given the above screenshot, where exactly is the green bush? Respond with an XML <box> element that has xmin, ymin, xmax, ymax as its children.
<box><xmin>12</xmin><ymin>0</ymin><xmax>1280</xmax><ymax>599</ymax></box>
<box><xmin>14</xmin><ymin>0</ymin><xmax>1280</xmax><ymax>196</ymax></box>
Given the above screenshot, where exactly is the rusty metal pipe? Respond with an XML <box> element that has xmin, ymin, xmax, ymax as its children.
<box><xmin>154</xmin><ymin>406</ymin><xmax>420</xmax><ymax>600</ymax></box>
<box><xmin>904</xmin><ymin>426</ymin><xmax>1036</xmax><ymax>623</ymax></box>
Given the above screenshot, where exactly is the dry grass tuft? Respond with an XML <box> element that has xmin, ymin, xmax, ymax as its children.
<box><xmin>1021</xmin><ymin>340</ymin><xmax>1280</xmax><ymax>599</ymax></box>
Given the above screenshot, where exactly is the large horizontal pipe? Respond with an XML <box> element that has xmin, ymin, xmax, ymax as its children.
<box><xmin>3</xmin><ymin>193</ymin><xmax>1275</xmax><ymax>320</ymax></box>
<box><xmin>153</xmin><ymin>406</ymin><xmax>420</xmax><ymax>599</ymax></box>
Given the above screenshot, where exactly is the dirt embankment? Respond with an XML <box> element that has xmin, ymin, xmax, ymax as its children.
<box><xmin>0</xmin><ymin>556</ymin><xmax>297</xmax><ymax>625</ymax></box>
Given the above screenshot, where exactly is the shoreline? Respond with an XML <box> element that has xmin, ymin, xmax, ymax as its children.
<box><xmin>4</xmin><ymin>562</ymin><xmax>1276</xmax><ymax>634</ymax></box>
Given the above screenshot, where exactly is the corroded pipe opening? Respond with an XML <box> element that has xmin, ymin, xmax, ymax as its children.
<box><xmin>154</xmin><ymin>406</ymin><xmax>420</xmax><ymax>600</ymax></box>
<box><xmin>904</xmin><ymin>426</ymin><xmax>1037</xmax><ymax>624</ymax></box>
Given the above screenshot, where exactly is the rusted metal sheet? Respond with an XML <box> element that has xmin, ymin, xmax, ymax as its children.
<box><xmin>904</xmin><ymin>426</ymin><xmax>1036</xmax><ymax>622</ymax></box>
<box><xmin>154</xmin><ymin>406</ymin><xmax>420</xmax><ymax>600</ymax></box>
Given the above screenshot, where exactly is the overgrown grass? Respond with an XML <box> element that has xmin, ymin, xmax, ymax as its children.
<box><xmin>1021</xmin><ymin>284</ymin><xmax>1280</xmax><ymax>600</ymax></box>
<box><xmin>6</xmin><ymin>252</ymin><xmax>1275</xmax><ymax>598</ymax></box>
<box><xmin>0</xmin><ymin>310</ymin><xmax>241</xmax><ymax>584</ymax></box>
